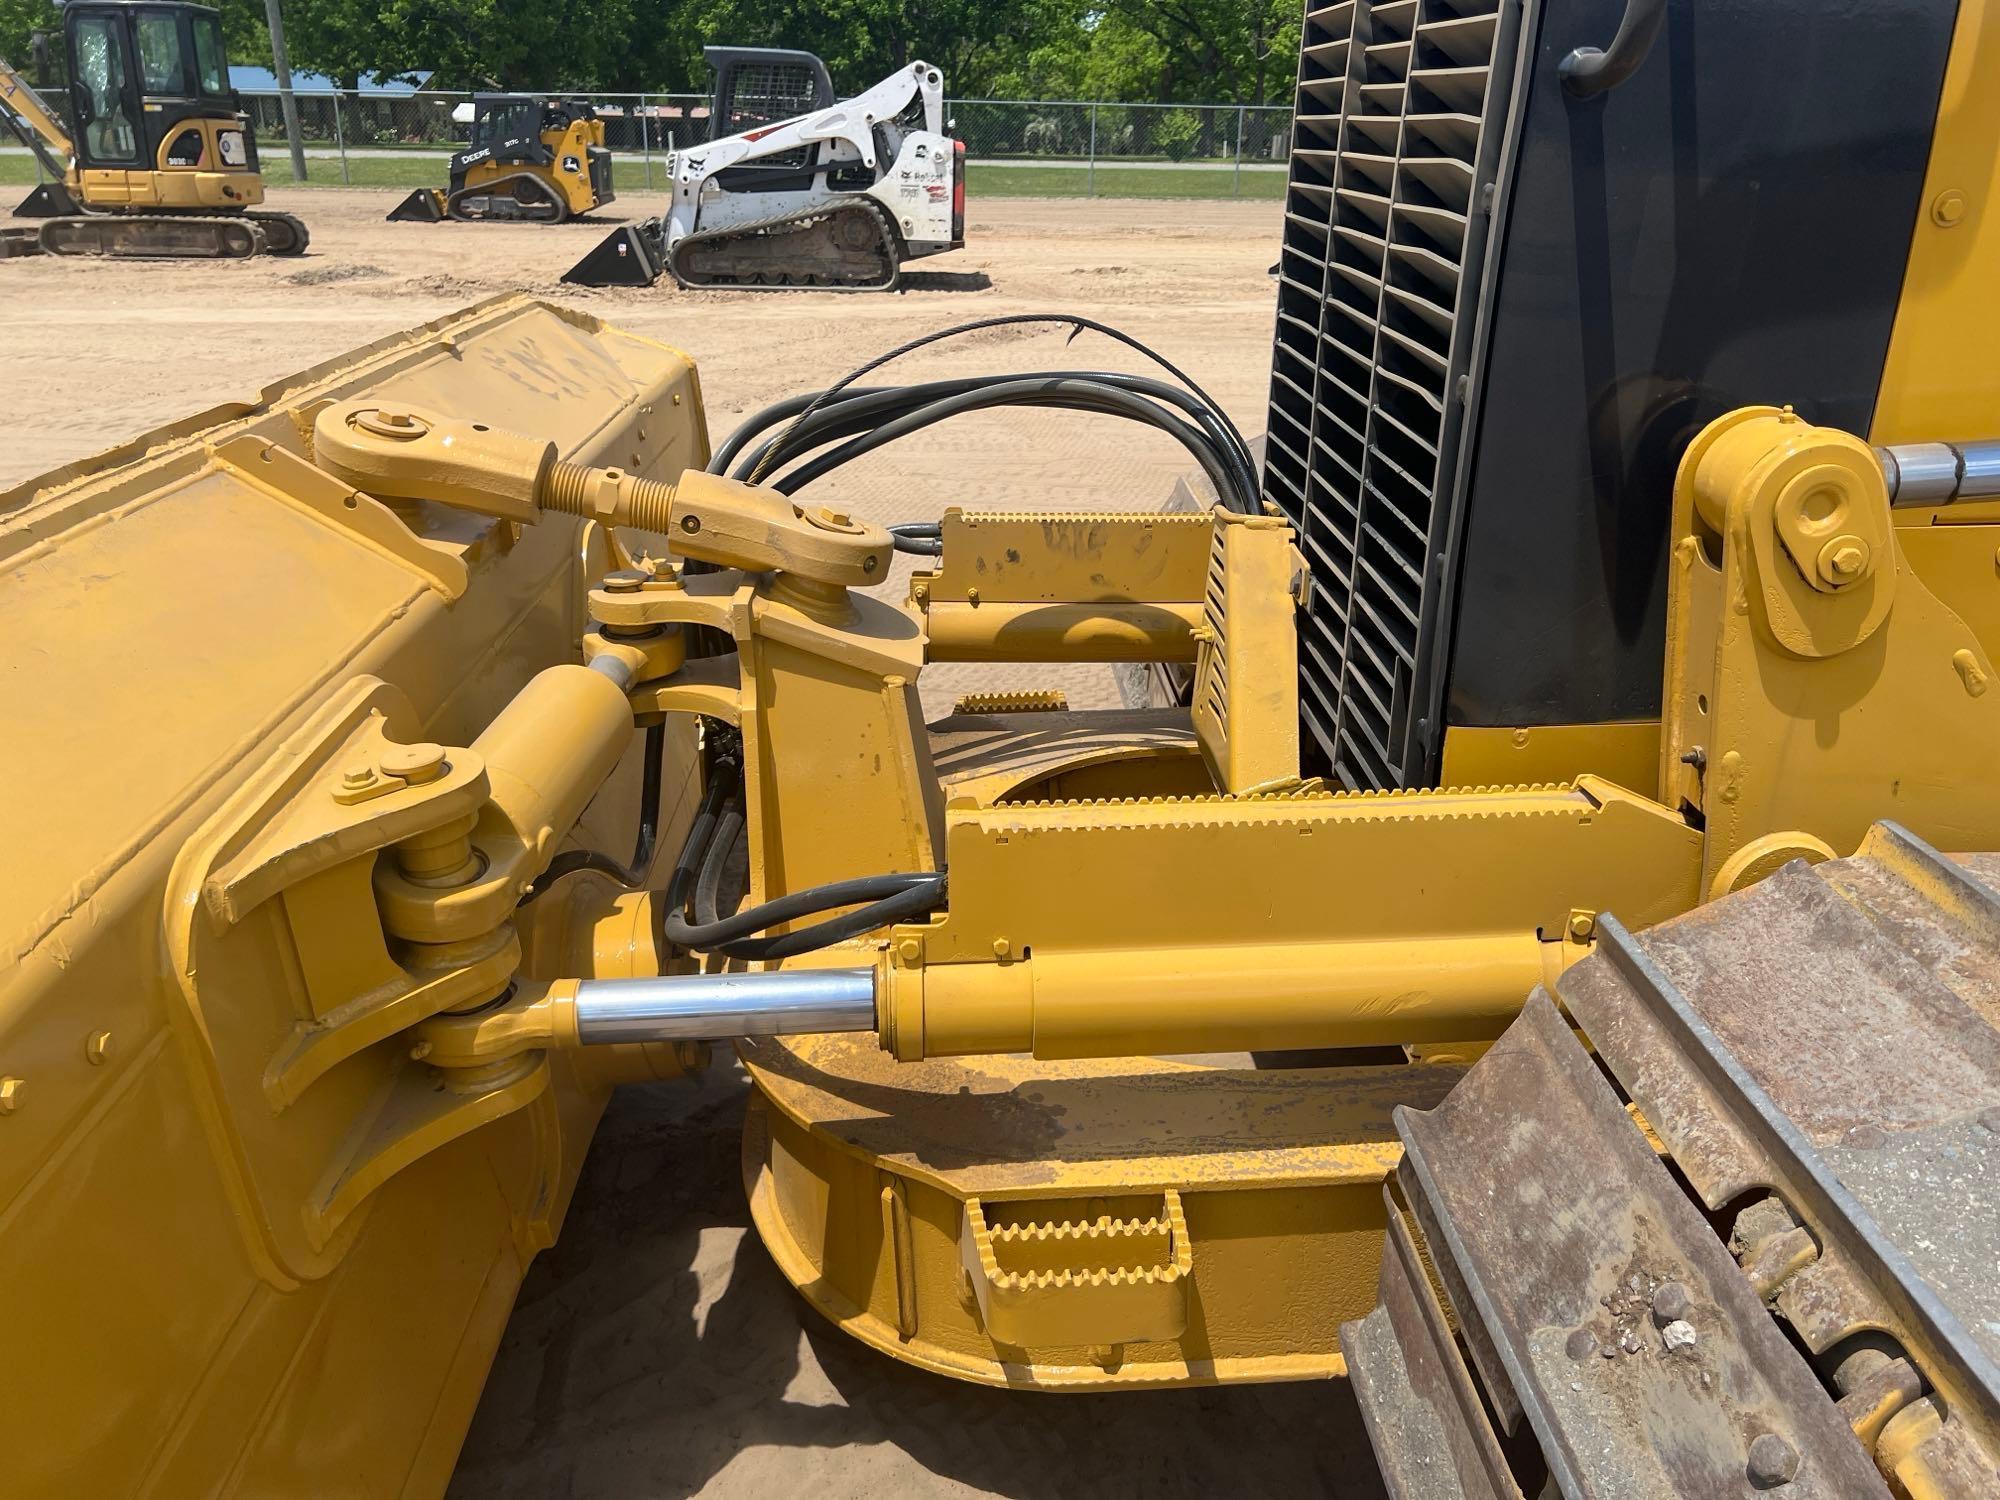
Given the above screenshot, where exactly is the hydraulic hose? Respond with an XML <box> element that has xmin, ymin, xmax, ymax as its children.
<box><xmin>654</xmin><ymin>769</ymin><xmax>946</xmax><ymax>961</ymax></box>
<box><xmin>763</xmin><ymin>379</ymin><xmax>1244</xmax><ymax>511</ymax></box>
<box><xmin>714</xmin><ymin>371</ymin><xmax>1257</xmax><ymax>514</ymax></box>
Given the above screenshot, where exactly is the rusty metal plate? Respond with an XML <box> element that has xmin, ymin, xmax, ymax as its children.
<box><xmin>1393</xmin><ymin>992</ymin><xmax>1887</xmax><ymax>1498</ymax></box>
<box><xmin>1560</xmin><ymin>823</ymin><xmax>2000</xmax><ymax>1480</ymax></box>
<box><xmin>1341</xmin><ymin>1189</ymin><xmax>1521</xmax><ymax>1499</ymax></box>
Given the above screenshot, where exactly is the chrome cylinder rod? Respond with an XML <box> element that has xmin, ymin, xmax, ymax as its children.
<box><xmin>572</xmin><ymin>968</ymin><xmax>877</xmax><ymax>1044</ymax></box>
<box><xmin>1875</xmin><ymin>438</ymin><xmax>2000</xmax><ymax>507</ymax></box>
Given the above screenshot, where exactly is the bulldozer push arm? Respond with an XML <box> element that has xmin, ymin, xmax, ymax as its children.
<box><xmin>8</xmin><ymin>300</ymin><xmax>1999</xmax><ymax>1485</ymax></box>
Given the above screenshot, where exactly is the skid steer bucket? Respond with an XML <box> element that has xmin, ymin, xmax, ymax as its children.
<box><xmin>385</xmin><ymin>188</ymin><xmax>446</xmax><ymax>222</ymax></box>
<box><xmin>13</xmin><ymin>180</ymin><xmax>79</xmax><ymax>217</ymax></box>
<box><xmin>562</xmin><ymin>218</ymin><xmax>667</xmax><ymax>287</ymax></box>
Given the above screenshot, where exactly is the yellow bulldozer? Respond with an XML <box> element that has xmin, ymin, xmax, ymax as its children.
<box><xmin>4</xmin><ymin>0</ymin><xmax>1999</xmax><ymax>1495</ymax></box>
<box><xmin>0</xmin><ymin>0</ymin><xmax>307</xmax><ymax>259</ymax></box>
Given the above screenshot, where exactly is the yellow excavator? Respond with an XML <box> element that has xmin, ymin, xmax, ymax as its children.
<box><xmin>1</xmin><ymin>0</ymin><xmax>306</xmax><ymax>258</ymax></box>
<box><xmin>384</xmin><ymin>95</ymin><xmax>614</xmax><ymax>223</ymax></box>
<box><xmin>4</xmin><ymin>0</ymin><xmax>1999</xmax><ymax>1495</ymax></box>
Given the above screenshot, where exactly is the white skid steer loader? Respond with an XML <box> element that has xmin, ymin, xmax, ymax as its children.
<box><xmin>565</xmin><ymin>47</ymin><xmax>965</xmax><ymax>291</ymax></box>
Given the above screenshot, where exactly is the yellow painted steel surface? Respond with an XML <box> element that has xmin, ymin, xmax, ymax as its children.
<box><xmin>1439</xmin><ymin>720</ymin><xmax>1661</xmax><ymax>797</ymax></box>
<box><xmin>0</xmin><ymin>296</ymin><xmax>705</xmax><ymax>1495</ymax></box>
<box><xmin>1873</xmin><ymin>0</ymin><xmax>2000</xmax><ymax>444</ymax></box>
<box><xmin>742</xmin><ymin>1034</ymin><xmax>1464</xmax><ymax>1388</ymax></box>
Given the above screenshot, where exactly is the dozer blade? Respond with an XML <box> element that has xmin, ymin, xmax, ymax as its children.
<box><xmin>562</xmin><ymin>218</ymin><xmax>667</xmax><ymax>287</ymax></box>
<box><xmin>1</xmin><ymin>223</ymin><xmax>43</xmax><ymax>258</ymax></box>
<box><xmin>385</xmin><ymin>188</ymin><xmax>446</xmax><ymax>222</ymax></box>
<box><xmin>1342</xmin><ymin>822</ymin><xmax>2000</xmax><ymax>1497</ymax></box>
<box><xmin>13</xmin><ymin>180</ymin><xmax>79</xmax><ymax>218</ymax></box>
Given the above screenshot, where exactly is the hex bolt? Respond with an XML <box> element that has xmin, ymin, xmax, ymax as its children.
<box><xmin>0</xmin><ymin>1077</ymin><xmax>21</xmax><ymax>1114</ymax></box>
<box><xmin>992</xmin><ymin>937</ymin><xmax>1012</xmax><ymax>960</ymax></box>
<box><xmin>341</xmin><ymin>764</ymin><xmax>378</xmax><ymax>790</ymax></box>
<box><xmin>1746</xmin><ymin>1432</ymin><xmax>1800</xmax><ymax>1489</ymax></box>
<box><xmin>1566</xmin><ymin>911</ymin><xmax>1597</xmax><ymax>943</ymax></box>
<box><xmin>1680</xmin><ymin>747</ymin><xmax>1707</xmax><ymax>771</ymax></box>
<box><xmin>1650</xmin><ymin>1281</ymin><xmax>1692</xmax><ymax>1328</ymax></box>
<box><xmin>84</xmin><ymin>1031</ymin><xmax>113</xmax><ymax>1066</ymax></box>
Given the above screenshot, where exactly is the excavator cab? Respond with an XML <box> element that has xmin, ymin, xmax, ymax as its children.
<box><xmin>62</xmin><ymin>1</ymin><xmax>256</xmax><ymax>190</ymax></box>
<box><xmin>1</xmin><ymin>0</ymin><xmax>306</xmax><ymax>257</ymax></box>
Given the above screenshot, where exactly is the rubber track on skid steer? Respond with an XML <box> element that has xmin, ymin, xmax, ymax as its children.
<box><xmin>668</xmin><ymin>197</ymin><xmax>899</xmax><ymax>292</ymax></box>
<box><xmin>447</xmin><ymin>172</ymin><xmax>567</xmax><ymax>224</ymax></box>
<box><xmin>39</xmin><ymin>213</ymin><xmax>265</xmax><ymax>259</ymax></box>
<box><xmin>1342</xmin><ymin>822</ymin><xmax>2000</xmax><ymax>1498</ymax></box>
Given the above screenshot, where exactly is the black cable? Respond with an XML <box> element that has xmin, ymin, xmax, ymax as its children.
<box><xmin>648</xmin><ymin>767</ymin><xmax>945</xmax><ymax>960</ymax></box>
<box><xmin>692</xmin><ymin>801</ymin><xmax>744</xmax><ymax>926</ymax></box>
<box><xmin>889</xmin><ymin>522</ymin><xmax>943</xmax><ymax>556</ymax></box>
<box><xmin>769</xmin><ymin>378</ymin><xmax>1244</xmax><ymax>510</ymax></box>
<box><xmin>664</xmin><ymin>870</ymin><xmax>938</xmax><ymax>950</ymax></box>
<box><xmin>716</xmin><ymin>371</ymin><xmax>1256</xmax><ymax>514</ymax></box>
<box><xmin>745</xmin><ymin>314</ymin><xmax>1253</xmax><ymax>498</ymax></box>
<box><xmin>706</xmin><ymin>879</ymin><xmax>946</xmax><ymax>962</ymax></box>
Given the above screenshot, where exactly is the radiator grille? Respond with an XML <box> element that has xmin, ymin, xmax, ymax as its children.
<box><xmin>1262</xmin><ymin>0</ymin><xmax>1526</xmax><ymax>790</ymax></box>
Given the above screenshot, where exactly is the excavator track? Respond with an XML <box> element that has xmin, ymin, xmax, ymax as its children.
<box><xmin>38</xmin><ymin>213</ymin><xmax>265</xmax><ymax>259</ymax></box>
<box><xmin>447</xmin><ymin>172</ymin><xmax>567</xmax><ymax>224</ymax></box>
<box><xmin>1342</xmin><ymin>822</ymin><xmax>2000</xmax><ymax>1497</ymax></box>
<box><xmin>245</xmin><ymin>210</ymin><xmax>310</xmax><ymax>255</ymax></box>
<box><xmin>669</xmin><ymin>198</ymin><xmax>900</xmax><ymax>292</ymax></box>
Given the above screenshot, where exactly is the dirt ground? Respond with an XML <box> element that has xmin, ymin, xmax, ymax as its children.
<box><xmin>4</xmin><ymin>189</ymin><xmax>1385</xmax><ymax>1497</ymax></box>
<box><xmin>2</xmin><ymin>187</ymin><xmax>1276</xmax><ymax>713</ymax></box>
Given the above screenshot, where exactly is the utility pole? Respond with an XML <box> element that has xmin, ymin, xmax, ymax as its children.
<box><xmin>261</xmin><ymin>0</ymin><xmax>308</xmax><ymax>181</ymax></box>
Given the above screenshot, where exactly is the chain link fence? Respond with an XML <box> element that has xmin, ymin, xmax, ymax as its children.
<box><xmin>221</xmin><ymin>91</ymin><xmax>1294</xmax><ymax>197</ymax></box>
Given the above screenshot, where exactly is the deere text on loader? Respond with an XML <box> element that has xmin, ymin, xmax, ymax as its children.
<box><xmin>5</xmin><ymin>0</ymin><xmax>2000</xmax><ymax>1493</ymax></box>
<box><xmin>0</xmin><ymin>0</ymin><xmax>306</xmax><ymax>259</ymax></box>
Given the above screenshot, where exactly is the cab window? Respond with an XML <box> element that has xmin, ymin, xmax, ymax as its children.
<box><xmin>136</xmin><ymin>10</ymin><xmax>188</xmax><ymax>94</ymax></box>
<box><xmin>72</xmin><ymin>13</ymin><xmax>139</xmax><ymax>163</ymax></box>
<box><xmin>192</xmin><ymin>13</ymin><xmax>229</xmax><ymax>96</ymax></box>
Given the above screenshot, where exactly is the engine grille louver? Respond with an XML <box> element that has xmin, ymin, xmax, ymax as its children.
<box><xmin>1263</xmin><ymin>0</ymin><xmax>1527</xmax><ymax>790</ymax></box>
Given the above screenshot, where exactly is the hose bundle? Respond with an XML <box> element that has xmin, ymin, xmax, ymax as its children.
<box><xmin>708</xmin><ymin>314</ymin><xmax>1259</xmax><ymax>515</ymax></box>
<box><xmin>658</xmin><ymin>776</ymin><xmax>945</xmax><ymax>962</ymax></box>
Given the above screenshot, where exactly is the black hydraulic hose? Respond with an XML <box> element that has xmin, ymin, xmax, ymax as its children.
<box><xmin>716</xmin><ymin>371</ymin><xmax>1257</xmax><ymax>513</ymax></box>
<box><xmin>770</xmin><ymin>378</ymin><xmax>1245</xmax><ymax>510</ymax></box>
<box><xmin>889</xmin><ymin>522</ymin><xmax>943</xmax><ymax>556</ymax></box>
<box><xmin>707</xmin><ymin>878</ymin><xmax>945</xmax><ymax>962</ymax></box>
<box><xmin>692</xmin><ymin>801</ymin><xmax>745</xmax><ymax>926</ymax></box>
<box><xmin>666</xmin><ymin>871</ymin><xmax>937</xmax><ymax>950</ymax></box>
<box><xmin>652</xmin><ymin>769</ymin><xmax>946</xmax><ymax>960</ymax></box>
<box><xmin>661</xmin><ymin>773</ymin><xmax>733</xmax><ymax>919</ymax></box>
<box><xmin>746</xmin><ymin>314</ymin><xmax>1254</xmax><ymax>502</ymax></box>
